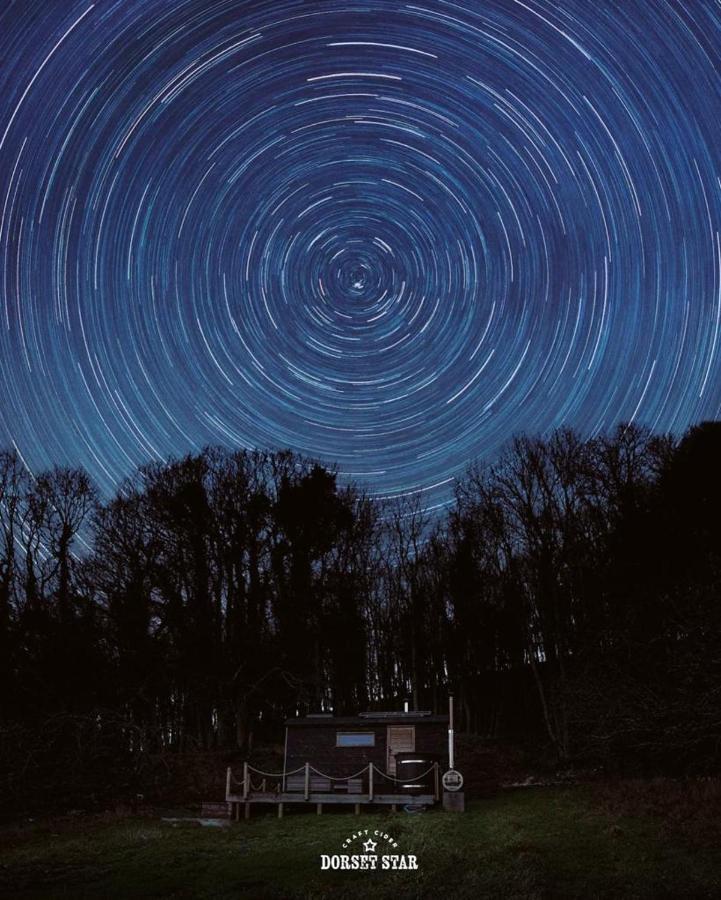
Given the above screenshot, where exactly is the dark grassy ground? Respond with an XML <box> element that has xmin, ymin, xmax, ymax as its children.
<box><xmin>1</xmin><ymin>787</ymin><xmax>719</xmax><ymax>899</ymax></box>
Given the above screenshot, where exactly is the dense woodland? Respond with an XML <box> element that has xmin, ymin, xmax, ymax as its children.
<box><xmin>1</xmin><ymin>422</ymin><xmax>720</xmax><ymax>811</ymax></box>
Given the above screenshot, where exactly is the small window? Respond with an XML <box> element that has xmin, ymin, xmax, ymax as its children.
<box><xmin>336</xmin><ymin>731</ymin><xmax>375</xmax><ymax>747</ymax></box>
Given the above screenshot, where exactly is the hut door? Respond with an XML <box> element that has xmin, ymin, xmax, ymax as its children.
<box><xmin>387</xmin><ymin>726</ymin><xmax>415</xmax><ymax>775</ymax></box>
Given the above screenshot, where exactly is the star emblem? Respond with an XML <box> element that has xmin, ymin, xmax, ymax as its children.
<box><xmin>362</xmin><ymin>838</ymin><xmax>377</xmax><ymax>853</ymax></box>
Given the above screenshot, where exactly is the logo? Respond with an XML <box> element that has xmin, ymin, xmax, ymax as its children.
<box><xmin>441</xmin><ymin>768</ymin><xmax>464</xmax><ymax>791</ymax></box>
<box><xmin>320</xmin><ymin>828</ymin><xmax>419</xmax><ymax>871</ymax></box>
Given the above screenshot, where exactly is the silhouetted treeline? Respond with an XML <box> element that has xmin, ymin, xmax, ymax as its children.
<box><xmin>1</xmin><ymin>423</ymin><xmax>720</xmax><ymax>810</ymax></box>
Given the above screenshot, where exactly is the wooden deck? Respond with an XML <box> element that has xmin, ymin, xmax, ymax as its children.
<box><xmin>228</xmin><ymin>791</ymin><xmax>435</xmax><ymax>805</ymax></box>
<box><xmin>226</xmin><ymin>761</ymin><xmax>440</xmax><ymax>818</ymax></box>
<box><xmin>226</xmin><ymin>791</ymin><xmax>435</xmax><ymax>818</ymax></box>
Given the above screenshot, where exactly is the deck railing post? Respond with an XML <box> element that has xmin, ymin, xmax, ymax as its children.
<box><xmin>368</xmin><ymin>763</ymin><xmax>374</xmax><ymax>802</ymax></box>
<box><xmin>242</xmin><ymin>762</ymin><xmax>249</xmax><ymax>801</ymax></box>
<box><xmin>434</xmin><ymin>761</ymin><xmax>440</xmax><ymax>801</ymax></box>
<box><xmin>304</xmin><ymin>762</ymin><xmax>310</xmax><ymax>800</ymax></box>
<box><xmin>226</xmin><ymin>766</ymin><xmax>232</xmax><ymax>801</ymax></box>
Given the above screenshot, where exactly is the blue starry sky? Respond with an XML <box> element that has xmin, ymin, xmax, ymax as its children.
<box><xmin>2</xmin><ymin>0</ymin><xmax>721</xmax><ymax>509</ymax></box>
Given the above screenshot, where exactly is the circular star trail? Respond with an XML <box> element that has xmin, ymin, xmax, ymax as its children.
<box><xmin>2</xmin><ymin>0</ymin><xmax>721</xmax><ymax>507</ymax></box>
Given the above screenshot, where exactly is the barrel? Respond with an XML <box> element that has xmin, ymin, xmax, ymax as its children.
<box><xmin>395</xmin><ymin>752</ymin><xmax>441</xmax><ymax>795</ymax></box>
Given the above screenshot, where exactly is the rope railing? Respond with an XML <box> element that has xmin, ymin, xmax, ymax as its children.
<box><xmin>371</xmin><ymin>763</ymin><xmax>437</xmax><ymax>784</ymax></box>
<box><xmin>249</xmin><ymin>777</ymin><xmax>279</xmax><ymax>792</ymax></box>
<box><xmin>243</xmin><ymin>764</ymin><xmax>305</xmax><ymax>779</ymax></box>
<box><xmin>229</xmin><ymin>770</ymin><xmax>275</xmax><ymax>787</ymax></box>
<box><xmin>228</xmin><ymin>760</ymin><xmax>440</xmax><ymax>797</ymax></box>
<box><xmin>308</xmin><ymin>763</ymin><xmax>369</xmax><ymax>781</ymax></box>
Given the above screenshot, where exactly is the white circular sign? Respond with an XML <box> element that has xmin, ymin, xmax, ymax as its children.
<box><xmin>442</xmin><ymin>769</ymin><xmax>464</xmax><ymax>792</ymax></box>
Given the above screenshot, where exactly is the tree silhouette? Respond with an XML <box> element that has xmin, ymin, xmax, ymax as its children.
<box><xmin>2</xmin><ymin>425</ymin><xmax>720</xmax><ymax>814</ymax></box>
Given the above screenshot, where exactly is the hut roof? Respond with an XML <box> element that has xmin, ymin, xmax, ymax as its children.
<box><xmin>285</xmin><ymin>712</ymin><xmax>449</xmax><ymax>726</ymax></box>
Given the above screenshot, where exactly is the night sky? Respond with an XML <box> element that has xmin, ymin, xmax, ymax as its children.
<box><xmin>2</xmin><ymin>1</ymin><xmax>721</xmax><ymax>509</ymax></box>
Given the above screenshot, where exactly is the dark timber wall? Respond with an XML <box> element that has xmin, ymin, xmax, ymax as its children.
<box><xmin>284</xmin><ymin>716</ymin><xmax>449</xmax><ymax>777</ymax></box>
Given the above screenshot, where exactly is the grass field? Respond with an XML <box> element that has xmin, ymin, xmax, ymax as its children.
<box><xmin>1</xmin><ymin>787</ymin><xmax>719</xmax><ymax>899</ymax></box>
